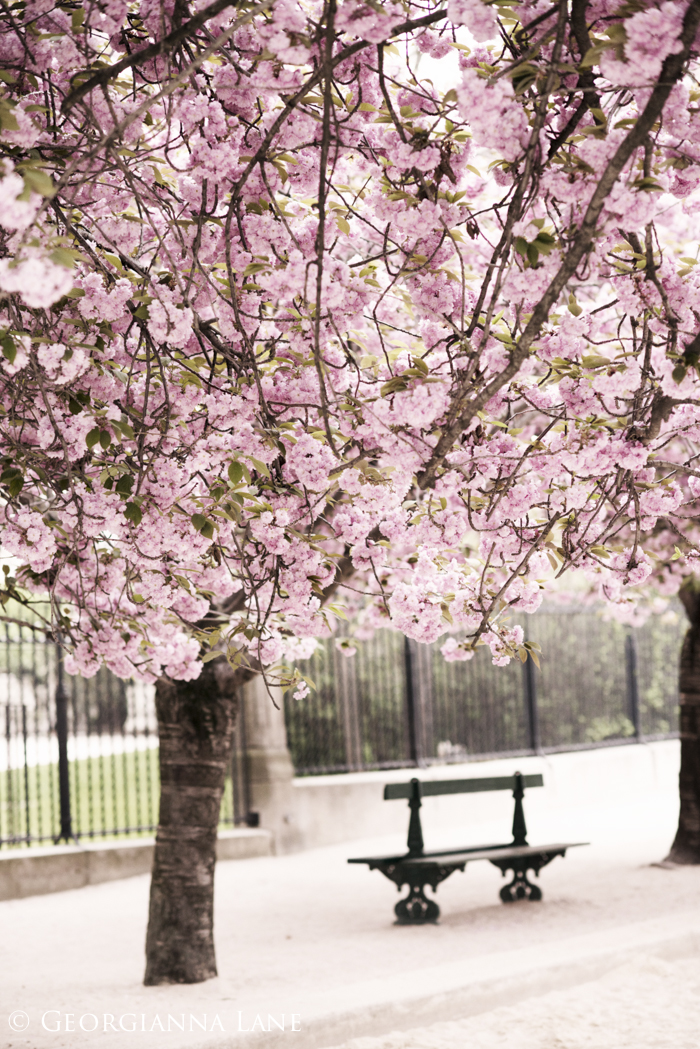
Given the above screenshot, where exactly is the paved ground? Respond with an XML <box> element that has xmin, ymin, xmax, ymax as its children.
<box><xmin>2</xmin><ymin>778</ymin><xmax>700</xmax><ymax>1049</ymax></box>
<box><xmin>326</xmin><ymin>954</ymin><xmax>700</xmax><ymax>1049</ymax></box>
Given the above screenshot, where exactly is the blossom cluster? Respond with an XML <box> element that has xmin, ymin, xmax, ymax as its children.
<box><xmin>1</xmin><ymin>0</ymin><xmax>700</xmax><ymax>687</ymax></box>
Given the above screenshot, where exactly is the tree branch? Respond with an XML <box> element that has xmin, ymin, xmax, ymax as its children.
<box><xmin>62</xmin><ymin>0</ymin><xmax>240</xmax><ymax>112</ymax></box>
<box><xmin>418</xmin><ymin>0</ymin><xmax>700</xmax><ymax>490</ymax></box>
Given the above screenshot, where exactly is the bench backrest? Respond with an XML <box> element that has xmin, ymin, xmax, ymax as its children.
<box><xmin>385</xmin><ymin>772</ymin><xmax>544</xmax><ymax>856</ymax></box>
<box><xmin>384</xmin><ymin>774</ymin><xmax>543</xmax><ymax>800</ymax></box>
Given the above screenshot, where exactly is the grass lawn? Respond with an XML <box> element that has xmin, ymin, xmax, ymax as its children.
<box><xmin>0</xmin><ymin>747</ymin><xmax>237</xmax><ymax>847</ymax></box>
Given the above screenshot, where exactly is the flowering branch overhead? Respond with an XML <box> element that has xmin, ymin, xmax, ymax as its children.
<box><xmin>2</xmin><ymin>0</ymin><xmax>700</xmax><ymax>688</ymax></box>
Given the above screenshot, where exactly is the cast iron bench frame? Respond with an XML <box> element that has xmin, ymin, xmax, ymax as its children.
<box><xmin>348</xmin><ymin>772</ymin><xmax>587</xmax><ymax>923</ymax></box>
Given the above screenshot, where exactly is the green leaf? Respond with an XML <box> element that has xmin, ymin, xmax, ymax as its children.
<box><xmin>7</xmin><ymin>475</ymin><xmax>23</xmax><ymax>497</ymax></box>
<box><xmin>151</xmin><ymin>165</ymin><xmax>171</xmax><ymax>187</ymax></box>
<box><xmin>380</xmin><ymin>376</ymin><xmax>409</xmax><ymax>396</ymax></box>
<box><xmin>581</xmin><ymin>354</ymin><xmax>611</xmax><ymax>369</ymax></box>
<box><xmin>613</xmin><ymin>117</ymin><xmax>638</xmax><ymax>130</ymax></box>
<box><xmin>509</xmin><ymin>62</ymin><xmax>538</xmax><ymax>94</ymax></box>
<box><xmin>248</xmin><ymin>456</ymin><xmax>270</xmax><ymax>478</ymax></box>
<box><xmin>192</xmin><ymin>513</ymin><xmax>215</xmax><ymax>539</ymax></box>
<box><xmin>228</xmin><ymin>461</ymin><xmax>243</xmax><ymax>485</ymax></box>
<box><xmin>201</xmin><ymin>650</ymin><xmax>223</xmax><ymax>663</ymax></box>
<box><xmin>0</xmin><ymin>98</ymin><xmax>19</xmax><ymax>132</ymax></box>
<box><xmin>86</xmin><ymin>427</ymin><xmax>101</xmax><ymax>449</ymax></box>
<box><xmin>567</xmin><ymin>293</ymin><xmax>582</xmax><ymax>317</ymax></box>
<box><xmin>99</xmin><ymin>429</ymin><xmax>111</xmax><ymax>449</ymax></box>
<box><xmin>632</xmin><ymin>177</ymin><xmax>664</xmax><ymax>193</ymax></box>
<box><xmin>533</xmin><ymin>231</ymin><xmax>556</xmax><ymax>252</ymax></box>
<box><xmin>1</xmin><ymin>335</ymin><xmax>16</xmax><ymax>364</ymax></box>
<box><xmin>22</xmin><ymin>168</ymin><xmax>55</xmax><ymax>198</ymax></box>
<box><xmin>49</xmin><ymin>247</ymin><xmax>78</xmax><ymax>269</ymax></box>
<box><xmin>124</xmin><ymin>502</ymin><xmax>142</xmax><ymax>525</ymax></box>
<box><xmin>579</xmin><ymin>42</ymin><xmax>607</xmax><ymax>70</ymax></box>
<box><xmin>115</xmin><ymin>474</ymin><xmax>133</xmax><ymax>496</ymax></box>
<box><xmin>336</xmin><ymin>215</ymin><xmax>350</xmax><ymax>235</ymax></box>
<box><xmin>673</xmin><ymin>363</ymin><xmax>688</xmax><ymax>384</ymax></box>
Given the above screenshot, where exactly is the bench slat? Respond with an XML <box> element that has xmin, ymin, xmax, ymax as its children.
<box><xmin>348</xmin><ymin>841</ymin><xmax>587</xmax><ymax>866</ymax></box>
<box><xmin>383</xmin><ymin>773</ymin><xmax>544</xmax><ymax>800</ymax></box>
<box><xmin>401</xmin><ymin>842</ymin><xmax>587</xmax><ymax>865</ymax></box>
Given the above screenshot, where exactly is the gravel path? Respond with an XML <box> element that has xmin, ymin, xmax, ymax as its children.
<box><xmin>2</xmin><ymin>741</ymin><xmax>699</xmax><ymax>1049</ymax></box>
<box><xmin>324</xmin><ymin>955</ymin><xmax>700</xmax><ymax>1049</ymax></box>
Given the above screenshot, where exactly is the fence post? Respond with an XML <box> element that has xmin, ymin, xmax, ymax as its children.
<box><xmin>404</xmin><ymin>636</ymin><xmax>422</xmax><ymax>766</ymax></box>
<box><xmin>54</xmin><ymin>642</ymin><xmax>74</xmax><ymax>843</ymax></box>
<box><xmin>229</xmin><ymin>691</ymin><xmax>254</xmax><ymax>827</ymax></box>
<box><xmin>625</xmin><ymin>631</ymin><xmax>642</xmax><ymax>740</ymax></box>
<box><xmin>336</xmin><ymin>641</ymin><xmax>363</xmax><ymax>770</ymax></box>
<box><xmin>522</xmin><ymin>649</ymin><xmax>541</xmax><ymax>753</ymax></box>
<box><xmin>413</xmin><ymin>642</ymin><xmax>435</xmax><ymax>761</ymax></box>
<box><xmin>241</xmin><ymin>676</ymin><xmax>300</xmax><ymax>852</ymax></box>
<box><xmin>4</xmin><ymin>704</ymin><xmax>13</xmax><ymax>845</ymax></box>
<box><xmin>21</xmin><ymin>705</ymin><xmax>30</xmax><ymax>844</ymax></box>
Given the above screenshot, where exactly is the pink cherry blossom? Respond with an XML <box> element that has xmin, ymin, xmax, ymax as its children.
<box><xmin>0</xmin><ymin>0</ymin><xmax>697</xmax><ymax>684</ymax></box>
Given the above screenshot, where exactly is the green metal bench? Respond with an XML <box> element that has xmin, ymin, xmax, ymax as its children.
<box><xmin>348</xmin><ymin>772</ymin><xmax>587</xmax><ymax>923</ymax></box>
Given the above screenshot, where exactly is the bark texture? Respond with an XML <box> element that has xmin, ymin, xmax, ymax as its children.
<box><xmin>666</xmin><ymin>586</ymin><xmax>700</xmax><ymax>864</ymax></box>
<box><xmin>144</xmin><ymin>659</ymin><xmax>240</xmax><ymax>984</ymax></box>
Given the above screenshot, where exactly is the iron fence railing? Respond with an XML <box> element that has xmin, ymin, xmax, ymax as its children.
<box><xmin>2</xmin><ymin>607</ymin><xmax>687</xmax><ymax>844</ymax></box>
<box><xmin>285</xmin><ymin>608</ymin><xmax>685</xmax><ymax>775</ymax></box>
<box><xmin>0</xmin><ymin>624</ymin><xmax>250</xmax><ymax>848</ymax></box>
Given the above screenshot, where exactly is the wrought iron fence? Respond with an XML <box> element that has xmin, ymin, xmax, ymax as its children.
<box><xmin>0</xmin><ymin>624</ymin><xmax>250</xmax><ymax>848</ymax></box>
<box><xmin>284</xmin><ymin>608</ymin><xmax>685</xmax><ymax>775</ymax></box>
<box><xmin>2</xmin><ymin>607</ymin><xmax>686</xmax><ymax>845</ymax></box>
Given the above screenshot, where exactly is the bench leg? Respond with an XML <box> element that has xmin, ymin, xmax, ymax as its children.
<box><xmin>394</xmin><ymin>882</ymin><xmax>440</xmax><ymax>924</ymax></box>
<box><xmin>499</xmin><ymin>865</ymin><xmax>542</xmax><ymax>903</ymax></box>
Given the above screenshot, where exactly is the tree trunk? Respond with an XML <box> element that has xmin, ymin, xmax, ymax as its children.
<box><xmin>666</xmin><ymin>586</ymin><xmax>700</xmax><ymax>864</ymax></box>
<box><xmin>144</xmin><ymin>659</ymin><xmax>240</xmax><ymax>984</ymax></box>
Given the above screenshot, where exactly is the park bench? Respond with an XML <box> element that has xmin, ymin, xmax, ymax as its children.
<box><xmin>348</xmin><ymin>772</ymin><xmax>587</xmax><ymax>923</ymax></box>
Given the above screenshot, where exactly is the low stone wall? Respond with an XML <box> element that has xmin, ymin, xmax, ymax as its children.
<box><xmin>283</xmin><ymin>739</ymin><xmax>681</xmax><ymax>852</ymax></box>
<box><xmin>0</xmin><ymin>828</ymin><xmax>273</xmax><ymax>901</ymax></box>
<box><xmin>0</xmin><ymin>740</ymin><xmax>681</xmax><ymax>898</ymax></box>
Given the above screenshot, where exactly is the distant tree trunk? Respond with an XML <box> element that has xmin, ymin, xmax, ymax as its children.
<box><xmin>666</xmin><ymin>584</ymin><xmax>700</xmax><ymax>864</ymax></box>
<box><xmin>144</xmin><ymin>658</ymin><xmax>242</xmax><ymax>984</ymax></box>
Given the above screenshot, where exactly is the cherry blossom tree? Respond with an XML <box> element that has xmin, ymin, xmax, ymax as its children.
<box><xmin>2</xmin><ymin>0</ymin><xmax>700</xmax><ymax>982</ymax></box>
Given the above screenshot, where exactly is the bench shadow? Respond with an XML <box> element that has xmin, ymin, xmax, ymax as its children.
<box><xmin>433</xmin><ymin>896</ymin><xmax>580</xmax><ymax>928</ymax></box>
